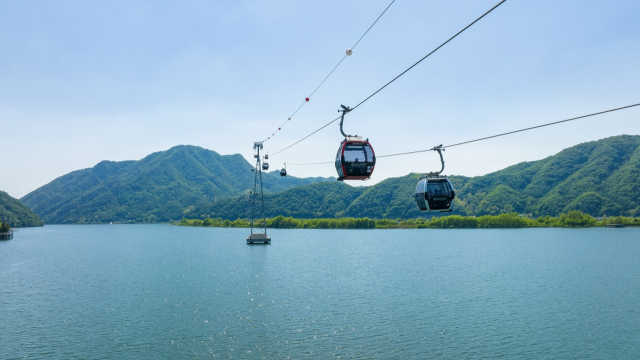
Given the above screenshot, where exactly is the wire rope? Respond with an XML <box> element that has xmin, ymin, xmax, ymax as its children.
<box><xmin>264</xmin><ymin>0</ymin><xmax>397</xmax><ymax>142</ymax></box>
<box><xmin>283</xmin><ymin>102</ymin><xmax>640</xmax><ymax>165</ymax></box>
<box><xmin>272</xmin><ymin>0</ymin><xmax>507</xmax><ymax>154</ymax></box>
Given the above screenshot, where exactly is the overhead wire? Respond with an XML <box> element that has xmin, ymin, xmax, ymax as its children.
<box><xmin>272</xmin><ymin>0</ymin><xmax>508</xmax><ymax>155</ymax></box>
<box><xmin>263</xmin><ymin>0</ymin><xmax>397</xmax><ymax>143</ymax></box>
<box><xmin>284</xmin><ymin>102</ymin><xmax>640</xmax><ymax>164</ymax></box>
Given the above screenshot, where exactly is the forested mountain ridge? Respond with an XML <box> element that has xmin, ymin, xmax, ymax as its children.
<box><xmin>21</xmin><ymin>145</ymin><xmax>333</xmax><ymax>223</ymax></box>
<box><xmin>0</xmin><ymin>191</ymin><xmax>43</xmax><ymax>227</ymax></box>
<box><xmin>186</xmin><ymin>135</ymin><xmax>640</xmax><ymax>220</ymax></box>
<box><xmin>456</xmin><ymin>134</ymin><xmax>640</xmax><ymax>216</ymax></box>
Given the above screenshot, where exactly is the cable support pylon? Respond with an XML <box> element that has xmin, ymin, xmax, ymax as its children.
<box><xmin>247</xmin><ymin>142</ymin><xmax>271</xmax><ymax>244</ymax></box>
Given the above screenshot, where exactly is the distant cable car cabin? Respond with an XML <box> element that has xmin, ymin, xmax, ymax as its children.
<box><xmin>262</xmin><ymin>152</ymin><xmax>270</xmax><ymax>170</ymax></box>
<box><xmin>334</xmin><ymin>105</ymin><xmax>376</xmax><ymax>181</ymax></box>
<box><xmin>280</xmin><ymin>163</ymin><xmax>287</xmax><ymax>177</ymax></box>
<box><xmin>415</xmin><ymin>145</ymin><xmax>455</xmax><ymax>212</ymax></box>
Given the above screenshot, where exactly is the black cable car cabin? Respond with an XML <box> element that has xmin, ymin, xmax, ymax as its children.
<box><xmin>414</xmin><ymin>145</ymin><xmax>454</xmax><ymax>212</ymax></box>
<box><xmin>262</xmin><ymin>161</ymin><xmax>269</xmax><ymax>170</ymax></box>
<box><xmin>335</xmin><ymin>139</ymin><xmax>376</xmax><ymax>181</ymax></box>
<box><xmin>415</xmin><ymin>177</ymin><xmax>455</xmax><ymax>212</ymax></box>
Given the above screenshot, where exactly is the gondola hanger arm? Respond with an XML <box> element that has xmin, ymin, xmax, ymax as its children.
<box><xmin>338</xmin><ymin>105</ymin><xmax>359</xmax><ymax>139</ymax></box>
<box><xmin>425</xmin><ymin>145</ymin><xmax>445</xmax><ymax>178</ymax></box>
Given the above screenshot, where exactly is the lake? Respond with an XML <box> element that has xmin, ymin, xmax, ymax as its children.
<box><xmin>1</xmin><ymin>225</ymin><xmax>639</xmax><ymax>359</ymax></box>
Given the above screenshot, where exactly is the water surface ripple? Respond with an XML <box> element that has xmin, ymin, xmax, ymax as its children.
<box><xmin>1</xmin><ymin>225</ymin><xmax>639</xmax><ymax>359</ymax></box>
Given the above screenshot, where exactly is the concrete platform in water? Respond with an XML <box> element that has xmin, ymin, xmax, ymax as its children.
<box><xmin>247</xmin><ymin>233</ymin><xmax>271</xmax><ymax>244</ymax></box>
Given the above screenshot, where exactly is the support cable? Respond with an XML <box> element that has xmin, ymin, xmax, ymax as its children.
<box><xmin>272</xmin><ymin>0</ymin><xmax>507</xmax><ymax>154</ymax></box>
<box><xmin>282</xmin><ymin>102</ymin><xmax>640</xmax><ymax>165</ymax></box>
<box><xmin>264</xmin><ymin>0</ymin><xmax>397</xmax><ymax>143</ymax></box>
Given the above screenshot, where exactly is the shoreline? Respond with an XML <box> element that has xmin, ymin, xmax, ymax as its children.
<box><xmin>177</xmin><ymin>211</ymin><xmax>640</xmax><ymax>230</ymax></box>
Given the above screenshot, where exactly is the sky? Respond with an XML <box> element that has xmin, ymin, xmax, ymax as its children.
<box><xmin>1</xmin><ymin>0</ymin><xmax>639</xmax><ymax>198</ymax></box>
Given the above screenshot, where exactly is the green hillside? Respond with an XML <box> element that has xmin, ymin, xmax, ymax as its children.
<box><xmin>0</xmin><ymin>191</ymin><xmax>43</xmax><ymax>227</ymax></box>
<box><xmin>21</xmin><ymin>145</ymin><xmax>333</xmax><ymax>223</ymax></box>
<box><xmin>185</xmin><ymin>181</ymin><xmax>368</xmax><ymax>220</ymax></box>
<box><xmin>186</xmin><ymin>135</ymin><xmax>640</xmax><ymax>220</ymax></box>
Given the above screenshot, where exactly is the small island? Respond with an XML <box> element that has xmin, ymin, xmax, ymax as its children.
<box><xmin>0</xmin><ymin>221</ymin><xmax>13</xmax><ymax>240</ymax></box>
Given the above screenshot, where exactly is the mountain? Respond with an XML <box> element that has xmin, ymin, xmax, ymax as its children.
<box><xmin>0</xmin><ymin>191</ymin><xmax>44</xmax><ymax>227</ymax></box>
<box><xmin>186</xmin><ymin>135</ymin><xmax>640</xmax><ymax>219</ymax></box>
<box><xmin>21</xmin><ymin>145</ymin><xmax>333</xmax><ymax>223</ymax></box>
<box><xmin>185</xmin><ymin>181</ymin><xmax>368</xmax><ymax>220</ymax></box>
<box><xmin>456</xmin><ymin>134</ymin><xmax>640</xmax><ymax>217</ymax></box>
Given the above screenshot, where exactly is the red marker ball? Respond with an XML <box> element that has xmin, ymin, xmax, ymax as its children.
<box><xmin>278</xmin><ymin>128</ymin><xmax>281</xmax><ymax>130</ymax></box>
<box><xmin>305</xmin><ymin>97</ymin><xmax>309</xmax><ymax>102</ymax></box>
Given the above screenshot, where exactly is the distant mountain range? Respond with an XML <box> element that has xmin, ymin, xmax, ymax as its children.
<box><xmin>21</xmin><ymin>146</ymin><xmax>332</xmax><ymax>223</ymax></box>
<box><xmin>21</xmin><ymin>135</ymin><xmax>640</xmax><ymax>224</ymax></box>
<box><xmin>185</xmin><ymin>135</ymin><xmax>640</xmax><ymax>220</ymax></box>
<box><xmin>0</xmin><ymin>191</ymin><xmax>43</xmax><ymax>227</ymax></box>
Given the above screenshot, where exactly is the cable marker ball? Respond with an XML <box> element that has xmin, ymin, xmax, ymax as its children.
<box><xmin>305</xmin><ymin>97</ymin><xmax>309</xmax><ymax>102</ymax></box>
<box><xmin>346</xmin><ymin>48</ymin><xmax>353</xmax><ymax>56</ymax></box>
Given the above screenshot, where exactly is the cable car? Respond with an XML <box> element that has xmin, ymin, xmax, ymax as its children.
<box><xmin>264</xmin><ymin>153</ymin><xmax>269</xmax><ymax>160</ymax></box>
<box><xmin>335</xmin><ymin>139</ymin><xmax>375</xmax><ymax>181</ymax></box>
<box><xmin>280</xmin><ymin>163</ymin><xmax>287</xmax><ymax>177</ymax></box>
<box><xmin>262</xmin><ymin>161</ymin><xmax>269</xmax><ymax>171</ymax></box>
<box><xmin>415</xmin><ymin>178</ymin><xmax>455</xmax><ymax>212</ymax></box>
<box><xmin>414</xmin><ymin>145</ymin><xmax>455</xmax><ymax>212</ymax></box>
<box><xmin>334</xmin><ymin>105</ymin><xmax>376</xmax><ymax>181</ymax></box>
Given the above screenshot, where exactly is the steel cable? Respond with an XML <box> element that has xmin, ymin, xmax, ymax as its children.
<box><xmin>283</xmin><ymin>102</ymin><xmax>640</xmax><ymax>164</ymax></box>
<box><xmin>264</xmin><ymin>0</ymin><xmax>397</xmax><ymax>142</ymax></box>
<box><xmin>273</xmin><ymin>0</ymin><xmax>507</xmax><ymax>153</ymax></box>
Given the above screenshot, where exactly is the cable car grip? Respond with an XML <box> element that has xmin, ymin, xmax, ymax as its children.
<box><xmin>426</xmin><ymin>145</ymin><xmax>445</xmax><ymax>178</ymax></box>
<box><xmin>338</xmin><ymin>104</ymin><xmax>357</xmax><ymax>138</ymax></box>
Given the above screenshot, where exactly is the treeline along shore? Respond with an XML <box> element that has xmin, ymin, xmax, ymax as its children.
<box><xmin>178</xmin><ymin>211</ymin><xmax>640</xmax><ymax>229</ymax></box>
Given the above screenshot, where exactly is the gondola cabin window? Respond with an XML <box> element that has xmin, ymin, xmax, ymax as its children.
<box><xmin>427</xmin><ymin>180</ymin><xmax>452</xmax><ymax>198</ymax></box>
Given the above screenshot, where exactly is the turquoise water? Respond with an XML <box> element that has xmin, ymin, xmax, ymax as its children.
<box><xmin>1</xmin><ymin>225</ymin><xmax>639</xmax><ymax>359</ymax></box>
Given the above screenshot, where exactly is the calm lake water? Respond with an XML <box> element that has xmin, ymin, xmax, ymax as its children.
<box><xmin>1</xmin><ymin>225</ymin><xmax>639</xmax><ymax>359</ymax></box>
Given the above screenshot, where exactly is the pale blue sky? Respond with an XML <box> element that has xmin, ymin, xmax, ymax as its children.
<box><xmin>2</xmin><ymin>0</ymin><xmax>639</xmax><ymax>198</ymax></box>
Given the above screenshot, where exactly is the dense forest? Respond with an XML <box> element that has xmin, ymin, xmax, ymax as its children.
<box><xmin>19</xmin><ymin>135</ymin><xmax>640</xmax><ymax>224</ymax></box>
<box><xmin>179</xmin><ymin>211</ymin><xmax>639</xmax><ymax>229</ymax></box>
<box><xmin>20</xmin><ymin>145</ymin><xmax>332</xmax><ymax>224</ymax></box>
<box><xmin>186</xmin><ymin>135</ymin><xmax>640</xmax><ymax>220</ymax></box>
<box><xmin>0</xmin><ymin>191</ymin><xmax>43</xmax><ymax>227</ymax></box>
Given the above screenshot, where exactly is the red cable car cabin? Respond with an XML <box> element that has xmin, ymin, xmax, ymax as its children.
<box><xmin>335</xmin><ymin>138</ymin><xmax>376</xmax><ymax>181</ymax></box>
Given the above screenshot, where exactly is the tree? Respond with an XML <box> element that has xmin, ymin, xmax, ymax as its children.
<box><xmin>0</xmin><ymin>221</ymin><xmax>10</xmax><ymax>233</ymax></box>
<box><xmin>559</xmin><ymin>210</ymin><xmax>596</xmax><ymax>227</ymax></box>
